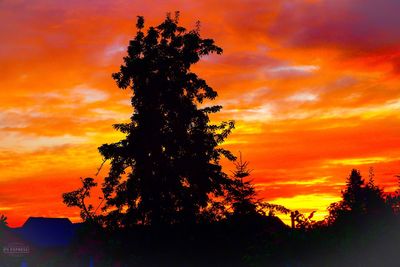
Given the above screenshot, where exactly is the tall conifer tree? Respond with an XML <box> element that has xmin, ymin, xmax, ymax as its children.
<box><xmin>97</xmin><ymin>13</ymin><xmax>235</xmax><ymax>226</ymax></box>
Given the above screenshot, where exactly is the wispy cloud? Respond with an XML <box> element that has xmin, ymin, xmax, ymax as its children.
<box><xmin>266</xmin><ymin>65</ymin><xmax>320</xmax><ymax>78</ymax></box>
<box><xmin>72</xmin><ymin>85</ymin><xmax>109</xmax><ymax>103</ymax></box>
<box><xmin>326</xmin><ymin>157</ymin><xmax>395</xmax><ymax>166</ymax></box>
<box><xmin>286</xmin><ymin>92</ymin><xmax>319</xmax><ymax>102</ymax></box>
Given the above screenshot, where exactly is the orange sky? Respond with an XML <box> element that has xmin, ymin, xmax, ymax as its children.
<box><xmin>1</xmin><ymin>0</ymin><xmax>400</xmax><ymax>227</ymax></box>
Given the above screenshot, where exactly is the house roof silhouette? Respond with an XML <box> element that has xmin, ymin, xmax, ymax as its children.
<box><xmin>12</xmin><ymin>217</ymin><xmax>79</xmax><ymax>247</ymax></box>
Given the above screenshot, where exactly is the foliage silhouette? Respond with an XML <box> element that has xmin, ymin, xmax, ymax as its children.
<box><xmin>64</xmin><ymin>12</ymin><xmax>236</xmax><ymax>227</ymax></box>
<box><xmin>326</xmin><ymin>169</ymin><xmax>392</xmax><ymax>225</ymax></box>
<box><xmin>385</xmin><ymin>174</ymin><xmax>400</xmax><ymax>214</ymax></box>
<box><xmin>245</xmin><ymin>169</ymin><xmax>400</xmax><ymax>267</ymax></box>
<box><xmin>227</xmin><ymin>152</ymin><xmax>257</xmax><ymax>217</ymax></box>
<box><xmin>63</xmin><ymin>177</ymin><xmax>98</xmax><ymax>222</ymax></box>
<box><xmin>226</xmin><ymin>152</ymin><xmax>290</xmax><ymax>218</ymax></box>
<box><xmin>290</xmin><ymin>210</ymin><xmax>317</xmax><ymax>230</ymax></box>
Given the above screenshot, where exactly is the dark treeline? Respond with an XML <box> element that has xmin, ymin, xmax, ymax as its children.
<box><xmin>1</xmin><ymin>13</ymin><xmax>400</xmax><ymax>266</ymax></box>
<box><xmin>1</xmin><ymin>168</ymin><xmax>400</xmax><ymax>266</ymax></box>
<box><xmin>59</xmin><ymin>169</ymin><xmax>400</xmax><ymax>267</ymax></box>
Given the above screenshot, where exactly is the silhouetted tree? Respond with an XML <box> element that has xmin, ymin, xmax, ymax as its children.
<box><xmin>226</xmin><ymin>152</ymin><xmax>290</xmax><ymax>218</ymax></box>
<box><xmin>327</xmin><ymin>169</ymin><xmax>390</xmax><ymax>225</ymax></box>
<box><xmin>364</xmin><ymin>168</ymin><xmax>389</xmax><ymax>216</ymax></box>
<box><xmin>384</xmin><ymin>174</ymin><xmax>400</xmax><ymax>214</ymax></box>
<box><xmin>290</xmin><ymin>210</ymin><xmax>317</xmax><ymax>230</ymax></box>
<box><xmin>65</xmin><ymin>12</ymin><xmax>235</xmax><ymax>227</ymax></box>
<box><xmin>63</xmin><ymin>177</ymin><xmax>98</xmax><ymax>222</ymax></box>
<box><xmin>342</xmin><ymin>169</ymin><xmax>365</xmax><ymax>214</ymax></box>
<box><xmin>227</xmin><ymin>152</ymin><xmax>257</xmax><ymax>217</ymax></box>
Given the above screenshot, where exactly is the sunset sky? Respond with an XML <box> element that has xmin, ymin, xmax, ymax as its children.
<box><xmin>1</xmin><ymin>0</ymin><xmax>400</xmax><ymax>226</ymax></box>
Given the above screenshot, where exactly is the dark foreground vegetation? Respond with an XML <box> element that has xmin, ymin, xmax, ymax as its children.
<box><xmin>65</xmin><ymin>169</ymin><xmax>400</xmax><ymax>266</ymax></box>
<box><xmin>1</xmin><ymin>13</ymin><xmax>399</xmax><ymax>266</ymax></box>
<box><xmin>2</xmin><ymin>195</ymin><xmax>400</xmax><ymax>267</ymax></box>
